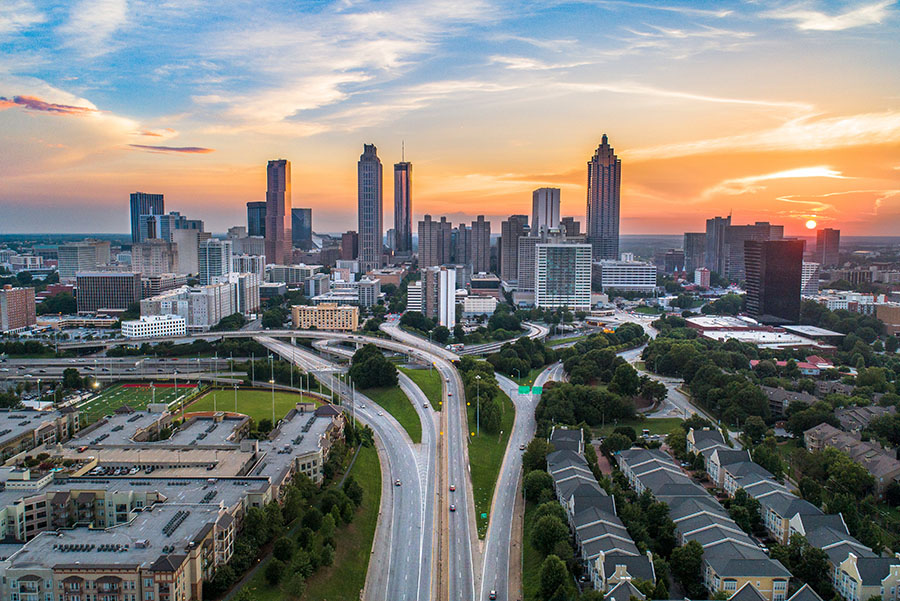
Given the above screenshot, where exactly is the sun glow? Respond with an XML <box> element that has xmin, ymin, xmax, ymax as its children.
<box><xmin>806</xmin><ymin>219</ymin><xmax>817</xmax><ymax>229</ymax></box>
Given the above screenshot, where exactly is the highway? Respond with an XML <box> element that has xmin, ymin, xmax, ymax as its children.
<box><xmin>459</xmin><ymin>321</ymin><xmax>550</xmax><ymax>355</ymax></box>
<box><xmin>381</xmin><ymin>319</ymin><xmax>478</xmax><ymax>601</ymax></box>
<box><xmin>258</xmin><ymin>336</ymin><xmax>437</xmax><ymax>600</ymax></box>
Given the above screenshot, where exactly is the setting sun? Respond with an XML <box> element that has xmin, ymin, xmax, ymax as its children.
<box><xmin>806</xmin><ymin>219</ymin><xmax>817</xmax><ymax>230</ymax></box>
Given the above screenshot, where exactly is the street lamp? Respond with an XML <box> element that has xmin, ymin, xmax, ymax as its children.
<box><xmin>269</xmin><ymin>378</ymin><xmax>276</xmax><ymax>425</ymax></box>
<box><xmin>475</xmin><ymin>375</ymin><xmax>481</xmax><ymax>437</ymax></box>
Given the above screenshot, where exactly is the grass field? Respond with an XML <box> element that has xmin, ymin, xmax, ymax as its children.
<box><xmin>634</xmin><ymin>305</ymin><xmax>663</xmax><ymax>315</ymax></box>
<box><xmin>547</xmin><ymin>335</ymin><xmax>589</xmax><ymax>347</ymax></box>
<box><xmin>187</xmin><ymin>389</ymin><xmax>319</xmax><ymax>423</ymax></box>
<box><xmin>596</xmin><ymin>416</ymin><xmax>683</xmax><ymax>438</ymax></box>
<box><xmin>79</xmin><ymin>382</ymin><xmax>197</xmax><ymax>423</ymax></box>
<box><xmin>399</xmin><ymin>366</ymin><xmax>443</xmax><ymax>411</ymax></box>
<box><xmin>468</xmin><ymin>390</ymin><xmax>514</xmax><ymax>538</ymax></box>
<box><xmin>511</xmin><ymin>366</ymin><xmax>546</xmax><ymax>386</ymax></box>
<box><xmin>364</xmin><ymin>385</ymin><xmax>422</xmax><ymax>444</ymax></box>
<box><xmin>241</xmin><ymin>444</ymin><xmax>382</xmax><ymax>601</ymax></box>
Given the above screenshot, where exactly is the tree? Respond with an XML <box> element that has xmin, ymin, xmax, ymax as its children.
<box><xmin>302</xmin><ymin>507</ymin><xmax>323</xmax><ymax>530</ymax></box>
<box><xmin>320</xmin><ymin>514</ymin><xmax>336</xmax><ymax>543</ymax></box>
<box><xmin>262</xmin><ymin>308</ymin><xmax>285</xmax><ymax>329</ymax></box>
<box><xmin>265</xmin><ymin>559</ymin><xmax>285</xmax><ymax>585</ymax></box>
<box><xmin>524</xmin><ymin>470</ymin><xmax>554</xmax><ymax>502</ymax></box>
<box><xmin>539</xmin><ymin>554</ymin><xmax>567</xmax><ymax>600</ymax></box>
<box><xmin>530</xmin><ymin>515</ymin><xmax>569</xmax><ymax>555</ymax></box>
<box><xmin>671</xmin><ymin>540</ymin><xmax>705</xmax><ymax>598</ymax></box>
<box><xmin>523</xmin><ymin>438</ymin><xmax>554</xmax><ymax>473</ymax></box>
<box><xmin>743</xmin><ymin>416</ymin><xmax>767</xmax><ymax>446</ymax></box>
<box><xmin>343</xmin><ymin>476</ymin><xmax>364</xmax><ymax>506</ymax></box>
<box><xmin>62</xmin><ymin>368</ymin><xmax>82</xmax><ymax>390</ymax></box>
<box><xmin>348</xmin><ymin>344</ymin><xmax>398</xmax><ymax>389</ymax></box>
<box><xmin>601</xmin><ymin>433</ymin><xmax>633</xmax><ymax>455</ymax></box>
<box><xmin>610</xmin><ymin>364</ymin><xmax>641</xmax><ymax>396</ymax></box>
<box><xmin>320</xmin><ymin>543</ymin><xmax>335</xmax><ymax>567</ymax></box>
<box><xmin>432</xmin><ymin>325</ymin><xmax>450</xmax><ymax>343</ymax></box>
<box><xmin>273</xmin><ymin>536</ymin><xmax>294</xmax><ymax>562</ymax></box>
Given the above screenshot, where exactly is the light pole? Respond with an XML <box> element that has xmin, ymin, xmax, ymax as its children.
<box><xmin>475</xmin><ymin>374</ymin><xmax>481</xmax><ymax>437</ymax></box>
<box><xmin>233</xmin><ymin>381</ymin><xmax>238</xmax><ymax>413</ymax></box>
<box><xmin>213</xmin><ymin>352</ymin><xmax>218</xmax><ymax>412</ymax></box>
<box><xmin>269</xmin><ymin>378</ymin><xmax>276</xmax><ymax>425</ymax></box>
<box><xmin>175</xmin><ymin>370</ymin><xmax>182</xmax><ymax>421</ymax></box>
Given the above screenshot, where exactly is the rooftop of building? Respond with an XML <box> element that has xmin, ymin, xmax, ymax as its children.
<box><xmin>0</xmin><ymin>409</ymin><xmax>71</xmax><ymax>449</ymax></box>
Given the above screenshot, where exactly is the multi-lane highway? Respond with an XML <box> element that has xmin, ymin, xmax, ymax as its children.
<box><xmin>258</xmin><ymin>336</ymin><xmax>437</xmax><ymax>600</ymax></box>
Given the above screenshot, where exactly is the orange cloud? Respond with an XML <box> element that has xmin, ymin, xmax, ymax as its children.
<box><xmin>127</xmin><ymin>144</ymin><xmax>214</xmax><ymax>154</ymax></box>
<box><xmin>0</xmin><ymin>95</ymin><xmax>97</xmax><ymax>115</ymax></box>
<box><xmin>135</xmin><ymin>128</ymin><xmax>177</xmax><ymax>137</ymax></box>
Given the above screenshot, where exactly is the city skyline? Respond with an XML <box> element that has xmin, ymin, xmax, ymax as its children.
<box><xmin>1</xmin><ymin>1</ymin><xmax>899</xmax><ymax>236</ymax></box>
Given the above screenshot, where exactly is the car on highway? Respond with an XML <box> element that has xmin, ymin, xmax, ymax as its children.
<box><xmin>449</xmin><ymin>504</ymin><xmax>456</xmax><ymax>512</ymax></box>
<box><xmin>377</xmin><ymin>411</ymin><xmax>383</xmax><ymax>416</ymax></box>
<box><xmin>447</xmin><ymin>392</ymin><xmax>452</xmax><ymax>396</ymax></box>
<box><xmin>360</xmin><ymin>404</ymin><xmax>366</xmax><ymax>409</ymax></box>
<box><xmin>423</xmin><ymin>402</ymin><xmax>429</xmax><ymax>408</ymax></box>
<box><xmin>394</xmin><ymin>479</ymin><xmax>401</xmax><ymax>486</ymax></box>
<box><xmin>489</xmin><ymin>591</ymin><xmax>497</xmax><ymax>600</ymax></box>
<box><xmin>519</xmin><ymin>443</ymin><xmax>525</xmax><ymax>450</ymax></box>
<box><xmin>449</xmin><ymin>484</ymin><xmax>456</xmax><ymax>491</ymax></box>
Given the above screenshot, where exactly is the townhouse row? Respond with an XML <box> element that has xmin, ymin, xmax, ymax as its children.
<box><xmin>688</xmin><ymin>427</ymin><xmax>900</xmax><ymax>601</ymax></box>
<box><xmin>547</xmin><ymin>427</ymin><xmax>655</xmax><ymax>600</ymax></box>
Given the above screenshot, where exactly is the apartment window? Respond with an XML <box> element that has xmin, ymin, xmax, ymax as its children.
<box><xmin>724</xmin><ymin>581</ymin><xmax>737</xmax><ymax>591</ymax></box>
<box><xmin>775</xmin><ymin>581</ymin><xmax>787</xmax><ymax>591</ymax></box>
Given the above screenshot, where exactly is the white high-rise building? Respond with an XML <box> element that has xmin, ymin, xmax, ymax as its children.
<box><xmin>199</xmin><ymin>239</ymin><xmax>233</xmax><ymax>285</ymax></box>
<box><xmin>534</xmin><ymin>243</ymin><xmax>592</xmax><ymax>309</ymax></box>
<box><xmin>122</xmin><ymin>314</ymin><xmax>187</xmax><ymax>338</ymax></box>
<box><xmin>233</xmin><ymin>254</ymin><xmax>266</xmax><ymax>282</ymax></box>
<box><xmin>596</xmin><ymin>259</ymin><xmax>657</xmax><ymax>293</ymax></box>
<box><xmin>407</xmin><ymin>281</ymin><xmax>423</xmax><ymax>312</ymax></box>
<box><xmin>801</xmin><ymin>262</ymin><xmax>821</xmax><ymax>296</ymax></box>
<box><xmin>532</xmin><ymin>188</ymin><xmax>560</xmax><ymax>236</ymax></box>
<box><xmin>422</xmin><ymin>266</ymin><xmax>456</xmax><ymax>327</ymax></box>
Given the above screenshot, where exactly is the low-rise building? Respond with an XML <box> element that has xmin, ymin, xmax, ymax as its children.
<box><xmin>292</xmin><ymin>303</ymin><xmax>358</xmax><ymax>331</ymax></box>
<box><xmin>594</xmin><ymin>259</ymin><xmax>657</xmax><ymax>293</ymax></box>
<box><xmin>0</xmin><ymin>286</ymin><xmax>36</xmax><ymax>333</ymax></box>
<box><xmin>122</xmin><ymin>314</ymin><xmax>187</xmax><ymax>338</ymax></box>
<box><xmin>462</xmin><ymin>295</ymin><xmax>497</xmax><ymax>317</ymax></box>
<box><xmin>804</xmin><ymin>423</ymin><xmax>900</xmax><ymax>495</ymax></box>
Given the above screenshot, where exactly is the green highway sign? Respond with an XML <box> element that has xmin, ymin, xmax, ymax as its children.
<box><xmin>518</xmin><ymin>385</ymin><xmax>530</xmax><ymax>394</ymax></box>
<box><xmin>532</xmin><ymin>386</ymin><xmax>543</xmax><ymax>394</ymax></box>
<box><xmin>481</xmin><ymin>513</ymin><xmax>488</xmax><ymax>518</ymax></box>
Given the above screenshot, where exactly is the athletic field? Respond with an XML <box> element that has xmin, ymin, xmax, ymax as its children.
<box><xmin>186</xmin><ymin>388</ymin><xmax>322</xmax><ymax>423</ymax></box>
<box><xmin>78</xmin><ymin>382</ymin><xmax>198</xmax><ymax>423</ymax></box>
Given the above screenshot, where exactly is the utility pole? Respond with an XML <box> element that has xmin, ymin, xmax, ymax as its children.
<box><xmin>475</xmin><ymin>374</ymin><xmax>481</xmax><ymax>437</ymax></box>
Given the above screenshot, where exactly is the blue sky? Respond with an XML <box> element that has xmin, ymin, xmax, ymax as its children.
<box><xmin>1</xmin><ymin>0</ymin><xmax>898</xmax><ymax>235</ymax></box>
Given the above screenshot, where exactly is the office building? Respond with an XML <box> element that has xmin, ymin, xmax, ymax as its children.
<box><xmin>694</xmin><ymin>267</ymin><xmax>711</xmax><ymax>288</ymax></box>
<box><xmin>535</xmin><ymin>243</ymin><xmax>592</xmax><ymax>310</ymax></box>
<box><xmin>394</xmin><ymin>160</ymin><xmax>412</xmax><ymax>254</ymax></box>
<box><xmin>8</xmin><ymin>255</ymin><xmax>42</xmax><ymax>272</ymax></box>
<box><xmin>356</xmin><ymin>277</ymin><xmax>381</xmax><ymax>308</ymax></box>
<box><xmin>816</xmin><ymin>228</ymin><xmax>840</xmax><ymax>268</ymax></box>
<box><xmin>75</xmin><ymin>272</ymin><xmax>142</xmax><ymax>313</ymax></box>
<box><xmin>291</xmin><ymin>208</ymin><xmax>313</xmax><ymax>248</ymax></box>
<box><xmin>454</xmin><ymin>224</ymin><xmax>470</xmax><ymax>266</ymax></box>
<box><xmin>57</xmin><ymin>242</ymin><xmax>100</xmax><ymax>280</ymax></box>
<box><xmin>407</xmin><ymin>281</ymin><xmax>423</xmax><ymax>312</ymax></box>
<box><xmin>463</xmin><ymin>295</ymin><xmax>498</xmax><ymax>317</ymax></box>
<box><xmin>418</xmin><ymin>215</ymin><xmax>453</xmax><ymax>268</ymax></box>
<box><xmin>500</xmin><ymin>215</ymin><xmax>528</xmax><ymax>282</ymax></box>
<box><xmin>470</xmin><ymin>215</ymin><xmax>491</xmax><ymax>274</ymax></box>
<box><xmin>517</xmin><ymin>236</ymin><xmax>540</xmax><ymax>291</ymax></box>
<box><xmin>121</xmin><ymin>314</ymin><xmax>187</xmax><ymax>338</ymax></box>
<box><xmin>341</xmin><ymin>231</ymin><xmax>359</xmax><ymax>260</ymax></box>
<box><xmin>724</xmin><ymin>222</ymin><xmax>783</xmax><ymax>281</ymax></box>
<box><xmin>225</xmin><ymin>272</ymin><xmax>261</xmax><ymax>315</ymax></box>
<box><xmin>247</xmin><ymin>201</ymin><xmax>266</xmax><ymax>237</ymax></box>
<box><xmin>801</xmin><ymin>262</ymin><xmax>821</xmax><ymax>295</ymax></box>
<box><xmin>131</xmin><ymin>240</ymin><xmax>179</xmax><ymax>276</ymax></box>
<box><xmin>231</xmin><ymin>235</ymin><xmax>264</xmax><ymax>257</ymax></box>
<box><xmin>560</xmin><ymin>216</ymin><xmax>580</xmax><ymax>237</ymax></box>
<box><xmin>292</xmin><ymin>303</ymin><xmax>358</xmax><ymax>331</ymax></box>
<box><xmin>0</xmin><ymin>286</ymin><xmax>36</xmax><ymax>332</ymax></box>
<box><xmin>532</xmin><ymin>188</ymin><xmax>560</xmax><ymax>235</ymax></box>
<box><xmin>141</xmin><ymin>280</ymin><xmax>256</xmax><ymax>331</ymax></box>
<box><xmin>470</xmin><ymin>272</ymin><xmax>502</xmax><ymax>299</ymax></box>
<box><xmin>594</xmin><ymin>260</ymin><xmax>656</xmax><ymax>293</ymax></box>
<box><xmin>684</xmin><ymin>232</ymin><xmax>706</xmax><ymax>274</ymax></box>
<box><xmin>423</xmin><ymin>266</ymin><xmax>456</xmax><ymax>328</ymax></box>
<box><xmin>265</xmin><ymin>159</ymin><xmax>292</xmax><ymax>265</ymax></box>
<box><xmin>267</xmin><ymin>264</ymin><xmax>321</xmax><ymax>285</ymax></box>
<box><xmin>199</xmin><ymin>239</ymin><xmax>233</xmax><ymax>286</ymax></box>
<box><xmin>357</xmin><ymin>144</ymin><xmax>383</xmax><ymax>272</ymax></box>
<box><xmin>654</xmin><ymin>248</ymin><xmax>684</xmax><ymax>274</ymax></box>
<box><xmin>129</xmin><ymin>192</ymin><xmax>164</xmax><ymax>243</ymax></box>
<box><xmin>171</xmin><ymin>229</ymin><xmax>201</xmax><ymax>275</ymax></box>
<box><xmin>705</xmin><ymin>215</ymin><xmax>731</xmax><ymax>275</ymax></box>
<box><xmin>586</xmin><ymin>134</ymin><xmax>621</xmax><ymax>260</ymax></box>
<box><xmin>233</xmin><ymin>254</ymin><xmax>266</xmax><ymax>281</ymax></box>
<box><xmin>141</xmin><ymin>273</ymin><xmax>187</xmax><ymax>298</ymax></box>
<box><xmin>306</xmin><ymin>273</ymin><xmax>331</xmax><ymax>297</ymax></box>
<box><xmin>744</xmin><ymin>239</ymin><xmax>804</xmax><ymax>325</ymax></box>
<box><xmin>227</xmin><ymin>226</ymin><xmax>247</xmax><ymax>239</ymax></box>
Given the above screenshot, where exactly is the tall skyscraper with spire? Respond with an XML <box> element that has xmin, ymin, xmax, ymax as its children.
<box><xmin>586</xmin><ymin>134</ymin><xmax>621</xmax><ymax>260</ymax></box>
<box><xmin>265</xmin><ymin>159</ymin><xmax>292</xmax><ymax>265</ymax></box>
<box><xmin>394</xmin><ymin>152</ymin><xmax>412</xmax><ymax>254</ymax></box>
<box><xmin>358</xmin><ymin>144</ymin><xmax>383</xmax><ymax>272</ymax></box>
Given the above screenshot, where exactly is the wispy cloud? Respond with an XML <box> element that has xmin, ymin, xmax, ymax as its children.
<box><xmin>134</xmin><ymin>128</ymin><xmax>176</xmax><ymax>138</ymax></box>
<box><xmin>628</xmin><ymin>111</ymin><xmax>900</xmax><ymax>161</ymax></box>
<box><xmin>0</xmin><ymin>0</ymin><xmax>45</xmax><ymax>37</ymax></box>
<box><xmin>701</xmin><ymin>166</ymin><xmax>848</xmax><ymax>200</ymax></box>
<box><xmin>561</xmin><ymin>81</ymin><xmax>813</xmax><ymax>110</ymax></box>
<box><xmin>0</xmin><ymin>95</ymin><xmax>97</xmax><ymax>115</ymax></box>
<box><xmin>591</xmin><ymin>1</ymin><xmax>733</xmax><ymax>18</ymax></box>
<box><xmin>128</xmin><ymin>144</ymin><xmax>214</xmax><ymax>154</ymax></box>
<box><xmin>763</xmin><ymin>1</ymin><xmax>894</xmax><ymax>31</ymax></box>
<box><xmin>58</xmin><ymin>0</ymin><xmax>128</xmax><ymax>57</ymax></box>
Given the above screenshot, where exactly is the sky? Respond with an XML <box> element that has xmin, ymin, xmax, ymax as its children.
<box><xmin>0</xmin><ymin>0</ymin><xmax>898</xmax><ymax>237</ymax></box>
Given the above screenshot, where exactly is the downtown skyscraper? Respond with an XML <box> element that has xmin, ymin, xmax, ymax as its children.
<box><xmin>394</xmin><ymin>160</ymin><xmax>412</xmax><ymax>254</ymax></box>
<box><xmin>532</xmin><ymin>188</ymin><xmax>560</xmax><ymax>236</ymax></box>
<box><xmin>586</xmin><ymin>135</ymin><xmax>621</xmax><ymax>260</ymax></box>
<box><xmin>129</xmin><ymin>192</ymin><xmax>164</xmax><ymax>243</ymax></box>
<box><xmin>358</xmin><ymin>144</ymin><xmax>383</xmax><ymax>272</ymax></box>
<box><xmin>265</xmin><ymin>159</ymin><xmax>292</xmax><ymax>265</ymax></box>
